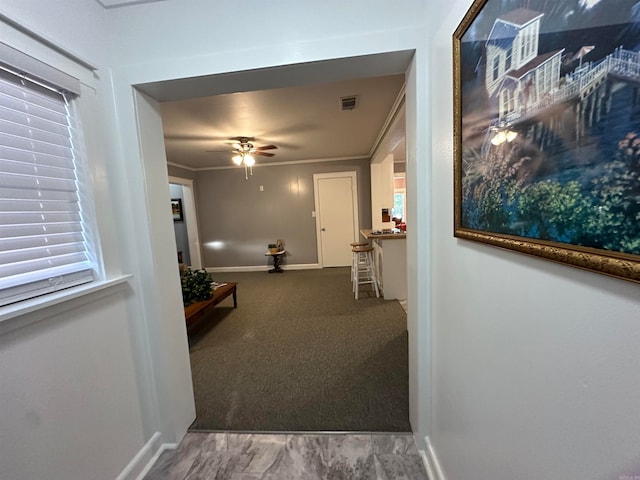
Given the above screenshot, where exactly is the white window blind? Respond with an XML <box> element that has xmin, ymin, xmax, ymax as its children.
<box><xmin>0</xmin><ymin>67</ymin><xmax>94</xmax><ymax>307</ymax></box>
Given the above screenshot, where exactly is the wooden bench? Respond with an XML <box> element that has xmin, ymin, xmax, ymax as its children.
<box><xmin>184</xmin><ymin>282</ymin><xmax>237</xmax><ymax>327</ymax></box>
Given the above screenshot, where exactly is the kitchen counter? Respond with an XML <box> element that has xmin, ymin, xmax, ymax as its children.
<box><xmin>360</xmin><ymin>229</ymin><xmax>407</xmax><ymax>240</ymax></box>
<box><xmin>359</xmin><ymin>229</ymin><xmax>407</xmax><ymax>300</ymax></box>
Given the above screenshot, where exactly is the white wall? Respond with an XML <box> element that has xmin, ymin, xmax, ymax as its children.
<box><xmin>0</xmin><ymin>290</ymin><xmax>146</xmax><ymax>480</ymax></box>
<box><xmin>0</xmin><ymin>0</ymin><xmax>108</xmax><ymax>68</ymax></box>
<box><xmin>0</xmin><ymin>4</ymin><xmax>165</xmax><ymax>480</ymax></box>
<box><xmin>104</xmin><ymin>0</ymin><xmax>427</xmax><ymax>67</ymax></box>
<box><xmin>427</xmin><ymin>1</ymin><xmax>640</xmax><ymax>479</ymax></box>
<box><xmin>370</xmin><ymin>154</ymin><xmax>395</xmax><ymax>230</ymax></box>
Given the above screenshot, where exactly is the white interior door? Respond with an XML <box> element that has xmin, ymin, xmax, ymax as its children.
<box><xmin>314</xmin><ymin>172</ymin><xmax>359</xmax><ymax>267</ymax></box>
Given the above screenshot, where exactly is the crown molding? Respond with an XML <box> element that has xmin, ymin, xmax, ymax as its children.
<box><xmin>168</xmin><ymin>155</ymin><xmax>370</xmax><ymax>172</ymax></box>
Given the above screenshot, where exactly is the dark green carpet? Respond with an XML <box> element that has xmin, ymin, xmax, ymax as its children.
<box><xmin>188</xmin><ymin>267</ymin><xmax>410</xmax><ymax>432</ymax></box>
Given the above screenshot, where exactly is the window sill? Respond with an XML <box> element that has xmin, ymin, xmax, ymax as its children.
<box><xmin>0</xmin><ymin>275</ymin><xmax>132</xmax><ymax>335</ymax></box>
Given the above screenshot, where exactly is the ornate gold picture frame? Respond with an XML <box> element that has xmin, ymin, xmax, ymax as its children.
<box><xmin>453</xmin><ymin>0</ymin><xmax>640</xmax><ymax>283</ymax></box>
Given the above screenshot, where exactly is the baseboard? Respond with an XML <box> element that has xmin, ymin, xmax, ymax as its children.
<box><xmin>206</xmin><ymin>263</ymin><xmax>322</xmax><ymax>273</ymax></box>
<box><xmin>115</xmin><ymin>432</ymin><xmax>176</xmax><ymax>480</ymax></box>
<box><xmin>420</xmin><ymin>436</ymin><xmax>447</xmax><ymax>480</ymax></box>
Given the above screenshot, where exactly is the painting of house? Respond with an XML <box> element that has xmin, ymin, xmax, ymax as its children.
<box><xmin>485</xmin><ymin>8</ymin><xmax>564</xmax><ymax>123</ymax></box>
<box><xmin>459</xmin><ymin>1</ymin><xmax>640</xmax><ymax>256</ymax></box>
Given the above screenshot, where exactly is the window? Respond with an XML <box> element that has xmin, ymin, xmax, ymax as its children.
<box><xmin>522</xmin><ymin>26</ymin><xmax>535</xmax><ymax>60</ymax></box>
<box><xmin>0</xmin><ymin>44</ymin><xmax>96</xmax><ymax>307</ymax></box>
<box><xmin>539</xmin><ymin>63</ymin><xmax>551</xmax><ymax>94</ymax></box>
<box><xmin>492</xmin><ymin>56</ymin><xmax>500</xmax><ymax>81</ymax></box>
<box><xmin>392</xmin><ymin>175</ymin><xmax>406</xmax><ymax>224</ymax></box>
<box><xmin>505</xmin><ymin>47</ymin><xmax>512</xmax><ymax>71</ymax></box>
<box><xmin>502</xmin><ymin>89</ymin><xmax>516</xmax><ymax>117</ymax></box>
<box><xmin>392</xmin><ymin>192</ymin><xmax>405</xmax><ymax>221</ymax></box>
<box><xmin>499</xmin><ymin>90</ymin><xmax>508</xmax><ymax>117</ymax></box>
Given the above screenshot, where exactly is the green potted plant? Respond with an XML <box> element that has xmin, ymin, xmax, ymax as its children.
<box><xmin>180</xmin><ymin>268</ymin><xmax>213</xmax><ymax>306</ymax></box>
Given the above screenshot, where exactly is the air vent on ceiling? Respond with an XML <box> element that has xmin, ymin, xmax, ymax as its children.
<box><xmin>340</xmin><ymin>95</ymin><xmax>358</xmax><ymax>111</ymax></box>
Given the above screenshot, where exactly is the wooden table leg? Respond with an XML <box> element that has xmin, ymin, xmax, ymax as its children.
<box><xmin>269</xmin><ymin>253</ymin><xmax>284</xmax><ymax>273</ymax></box>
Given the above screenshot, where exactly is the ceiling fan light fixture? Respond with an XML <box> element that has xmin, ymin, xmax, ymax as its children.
<box><xmin>227</xmin><ymin>137</ymin><xmax>276</xmax><ymax>177</ymax></box>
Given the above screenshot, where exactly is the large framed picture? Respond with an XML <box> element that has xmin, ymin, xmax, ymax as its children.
<box><xmin>453</xmin><ymin>0</ymin><xmax>640</xmax><ymax>283</ymax></box>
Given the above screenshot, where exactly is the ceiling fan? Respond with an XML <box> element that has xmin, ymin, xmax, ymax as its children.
<box><xmin>208</xmin><ymin>136</ymin><xmax>277</xmax><ymax>179</ymax></box>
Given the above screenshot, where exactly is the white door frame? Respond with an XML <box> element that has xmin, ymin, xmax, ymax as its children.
<box><xmin>169</xmin><ymin>176</ymin><xmax>202</xmax><ymax>269</ymax></box>
<box><xmin>120</xmin><ymin>50</ymin><xmax>428</xmax><ymax>448</ymax></box>
<box><xmin>313</xmin><ymin>171</ymin><xmax>359</xmax><ymax>268</ymax></box>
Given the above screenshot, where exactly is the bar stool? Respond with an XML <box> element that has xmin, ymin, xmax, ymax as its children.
<box><xmin>352</xmin><ymin>245</ymin><xmax>379</xmax><ymax>300</ymax></box>
<box><xmin>350</xmin><ymin>241</ymin><xmax>369</xmax><ymax>287</ymax></box>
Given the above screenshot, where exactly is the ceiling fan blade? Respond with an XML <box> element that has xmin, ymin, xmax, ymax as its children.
<box><xmin>254</xmin><ymin>151</ymin><xmax>275</xmax><ymax>157</ymax></box>
<box><xmin>255</xmin><ymin>144</ymin><xmax>278</xmax><ymax>150</ymax></box>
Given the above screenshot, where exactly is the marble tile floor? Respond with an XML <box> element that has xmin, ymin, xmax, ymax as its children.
<box><xmin>143</xmin><ymin>432</ymin><xmax>429</xmax><ymax>480</ymax></box>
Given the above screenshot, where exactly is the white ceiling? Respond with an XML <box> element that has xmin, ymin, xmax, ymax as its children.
<box><xmin>160</xmin><ymin>74</ymin><xmax>406</xmax><ymax>170</ymax></box>
<box><xmin>131</xmin><ymin>50</ymin><xmax>413</xmax><ymax>172</ymax></box>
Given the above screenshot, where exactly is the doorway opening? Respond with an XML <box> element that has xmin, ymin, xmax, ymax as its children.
<box><xmin>133</xmin><ymin>49</ymin><xmax>418</xmax><ymax>433</ymax></box>
<box><xmin>169</xmin><ymin>176</ymin><xmax>202</xmax><ymax>270</ymax></box>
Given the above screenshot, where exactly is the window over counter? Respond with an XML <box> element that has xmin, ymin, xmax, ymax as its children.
<box><xmin>392</xmin><ymin>173</ymin><xmax>406</xmax><ymax>225</ymax></box>
<box><xmin>0</xmin><ymin>42</ymin><xmax>100</xmax><ymax>307</ymax></box>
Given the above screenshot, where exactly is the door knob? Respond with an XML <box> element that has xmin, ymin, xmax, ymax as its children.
<box><xmin>321</xmin><ymin>228</ymin><xmax>326</xmax><ymax>231</ymax></box>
